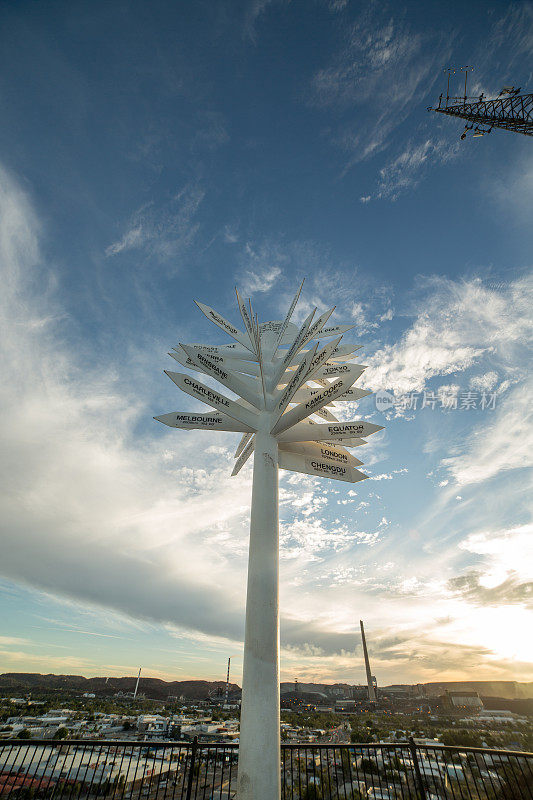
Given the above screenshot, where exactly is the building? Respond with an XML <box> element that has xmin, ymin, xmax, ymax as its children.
<box><xmin>441</xmin><ymin>690</ymin><xmax>483</xmax><ymax>711</ymax></box>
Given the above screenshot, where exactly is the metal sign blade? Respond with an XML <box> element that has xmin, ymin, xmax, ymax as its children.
<box><xmin>272</xmin><ymin>307</ymin><xmax>316</xmax><ymax>386</ymax></box>
<box><xmin>329</xmin><ymin>344</ymin><xmax>363</xmax><ymax>360</ymax></box>
<box><xmin>169</xmin><ymin>349</ymin><xmax>260</xmax><ymax>378</ymax></box>
<box><xmin>235</xmin><ymin>288</ymin><xmax>257</xmax><ymax>350</ymax></box>
<box><xmin>260</xmin><ymin>320</ymin><xmax>298</xmax><ymax>345</ymax></box>
<box><xmin>273</xmin><ymin>279</ymin><xmax>305</xmax><ymax>354</ymax></box>
<box><xmin>270</xmin><ymin>342</ymin><xmax>319</xmax><ymax>422</ymax></box>
<box><xmin>231</xmin><ymin>437</ymin><xmax>255</xmax><ymax>476</ymax></box>
<box><xmin>312</xmin><ymin>406</ymin><xmax>339</xmax><ymax>422</ymax></box>
<box><xmin>235</xmin><ymin>432</ymin><xmax>254</xmax><ymax>458</ymax></box>
<box><xmin>334</xmin><ymin>387</ymin><xmax>373</xmax><ymax>402</ymax></box>
<box><xmin>194</xmin><ymin>301</ymin><xmax>254</xmax><ymax>352</ymax></box>
<box><xmin>303</xmin><ymin>307</ymin><xmax>336</xmax><ymax>344</ymax></box>
<box><xmin>312</xmin><ymin>363</ymin><xmax>366</xmax><ymax>382</ymax></box>
<box><xmin>279</xmin><ymin>441</ymin><xmax>364</xmax><ymax>468</ymax></box>
<box><xmin>313</xmin><ymin>323</ymin><xmax>355</xmax><ymax>339</ymax></box>
<box><xmin>276</xmin><ymin>420</ymin><xmax>383</xmax><ymax>442</ymax></box>
<box><xmin>179</xmin><ymin>343</ymin><xmax>261</xmax><ymax>408</ymax></box>
<box><xmin>181</xmin><ymin>342</ymin><xmax>259</xmax><ymax>362</ymax></box>
<box><xmin>154</xmin><ymin>411</ymin><xmax>254</xmax><ymax>433</ymax></box>
<box><xmin>304</xmin><ymin>336</ymin><xmax>343</xmax><ymax>382</ymax></box>
<box><xmin>278</xmin><ymin>450</ymin><xmax>368</xmax><ymax>483</ymax></box>
<box><xmin>271</xmin><ymin>364</ymin><xmax>366</xmax><ymax>435</ymax></box>
<box><xmin>164</xmin><ymin>371</ymin><xmax>259</xmax><ymax>429</ymax></box>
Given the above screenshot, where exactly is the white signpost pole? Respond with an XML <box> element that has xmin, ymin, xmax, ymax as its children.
<box><xmin>154</xmin><ymin>282</ymin><xmax>384</xmax><ymax>800</ymax></box>
<box><xmin>238</xmin><ymin>429</ymin><xmax>280</xmax><ymax>800</ymax></box>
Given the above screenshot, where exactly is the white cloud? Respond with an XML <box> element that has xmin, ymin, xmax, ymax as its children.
<box><xmin>363</xmin><ymin>275</ymin><xmax>532</xmax><ymax>395</ymax></box>
<box><xmin>309</xmin><ymin>8</ymin><xmax>451</xmax><ymax>168</ymax></box>
<box><xmin>240</xmin><ymin>263</ymin><xmax>282</xmax><ymax>296</ymax></box>
<box><xmin>469</xmin><ymin>371</ymin><xmax>499</xmax><ymax>391</ymax></box>
<box><xmin>367</xmin><ymin>138</ymin><xmax>460</xmax><ymax>201</ymax></box>
<box><xmin>0</xmin><ymin>165</ymin><xmax>253</xmax><ymax>645</ymax></box>
<box><xmin>442</xmin><ymin>377</ymin><xmax>533</xmax><ymax>486</ymax></box>
<box><xmin>105</xmin><ymin>225</ymin><xmax>145</xmax><ymax>256</ymax></box>
<box><xmin>105</xmin><ymin>185</ymin><xmax>205</xmax><ymax>266</ymax></box>
<box><xmin>243</xmin><ymin>0</ymin><xmax>276</xmax><ymax>43</ymax></box>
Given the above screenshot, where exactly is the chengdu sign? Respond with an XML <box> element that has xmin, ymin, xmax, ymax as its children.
<box><xmin>154</xmin><ymin>281</ymin><xmax>384</xmax><ymax>800</ymax></box>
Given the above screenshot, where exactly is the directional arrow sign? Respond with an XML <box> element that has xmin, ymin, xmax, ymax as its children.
<box><xmin>164</xmin><ymin>371</ymin><xmax>259</xmax><ymax>430</ymax></box>
<box><xmin>181</xmin><ymin>342</ymin><xmax>259</xmax><ymax>362</ymax></box>
<box><xmin>235</xmin><ymin>288</ymin><xmax>257</xmax><ymax>348</ymax></box>
<box><xmin>303</xmin><ymin>307</ymin><xmax>335</xmax><ymax>345</ymax></box>
<box><xmin>154</xmin><ymin>411</ymin><xmax>254</xmax><ymax>433</ymax></box>
<box><xmin>280</xmin><ymin>441</ymin><xmax>363</xmax><ymax>468</ymax></box>
<box><xmin>291</xmin><ymin>386</ymin><xmax>334</xmax><ymax>405</ymax></box>
<box><xmin>334</xmin><ymin>387</ymin><xmax>373</xmax><ymax>402</ymax></box>
<box><xmin>270</xmin><ymin>343</ymin><xmax>318</xmax><ymax>422</ymax></box>
<box><xmin>304</xmin><ymin>337</ymin><xmax>343</xmax><ymax>382</ymax></box>
<box><xmin>179</xmin><ymin>344</ymin><xmax>261</xmax><ymax>408</ymax></box>
<box><xmin>195</xmin><ymin>301</ymin><xmax>254</xmax><ymax>352</ymax></box>
<box><xmin>259</xmin><ymin>320</ymin><xmax>298</xmax><ymax>343</ymax></box>
<box><xmin>271</xmin><ymin>365</ymin><xmax>364</xmax><ymax>435</ymax></box>
<box><xmin>330</xmin><ymin>344</ymin><xmax>363</xmax><ymax>360</ymax></box>
<box><xmin>312</xmin><ymin>362</ymin><xmax>366</xmax><ymax>382</ymax></box>
<box><xmin>235</xmin><ymin>432</ymin><xmax>254</xmax><ymax>458</ymax></box>
<box><xmin>278</xmin><ymin>450</ymin><xmax>368</xmax><ymax>484</ymax></box>
<box><xmin>323</xmin><ymin>437</ymin><xmax>367</xmax><ymax>448</ymax></box>
<box><xmin>287</xmin><ymin>343</ymin><xmax>361</xmax><ymax>367</ymax></box>
<box><xmin>273</xmin><ymin>279</ymin><xmax>304</xmax><ymax>354</ymax></box>
<box><xmin>273</xmin><ymin>308</ymin><xmax>316</xmax><ymax>386</ymax></box>
<box><xmin>169</xmin><ymin>349</ymin><xmax>260</xmax><ymax>379</ymax></box>
<box><xmin>312</xmin><ymin>405</ymin><xmax>338</xmax><ymax>422</ymax></box>
<box><xmin>276</xmin><ymin>420</ymin><xmax>384</xmax><ymax>442</ymax></box>
<box><xmin>231</xmin><ymin>437</ymin><xmax>255</xmax><ymax>476</ymax></box>
<box><xmin>313</xmin><ymin>323</ymin><xmax>355</xmax><ymax>339</ymax></box>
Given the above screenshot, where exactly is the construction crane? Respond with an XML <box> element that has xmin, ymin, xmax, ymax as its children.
<box><xmin>428</xmin><ymin>67</ymin><xmax>532</xmax><ymax>138</ymax></box>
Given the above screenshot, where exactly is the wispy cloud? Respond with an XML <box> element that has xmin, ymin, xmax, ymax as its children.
<box><xmin>362</xmin><ymin>138</ymin><xmax>460</xmax><ymax>202</ymax></box>
<box><xmin>240</xmin><ymin>264</ymin><xmax>282</xmax><ymax>296</ymax></box>
<box><xmin>309</xmin><ymin>6</ymin><xmax>450</xmax><ymax>169</ymax></box>
<box><xmin>243</xmin><ymin>0</ymin><xmax>276</xmax><ymax>43</ymax></box>
<box><xmin>105</xmin><ymin>184</ymin><xmax>205</xmax><ymax>266</ymax></box>
<box><xmin>363</xmin><ymin>274</ymin><xmax>532</xmax><ymax>395</ymax></box>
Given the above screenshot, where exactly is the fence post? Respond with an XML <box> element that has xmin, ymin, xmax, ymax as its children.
<box><xmin>408</xmin><ymin>738</ymin><xmax>427</xmax><ymax>800</ymax></box>
<box><xmin>185</xmin><ymin>737</ymin><xmax>198</xmax><ymax>800</ymax></box>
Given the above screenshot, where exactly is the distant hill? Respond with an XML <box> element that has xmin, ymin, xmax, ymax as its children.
<box><xmin>2</xmin><ymin>674</ymin><xmax>532</xmax><ymax>701</ymax></box>
<box><xmin>0</xmin><ymin>673</ymin><xmax>239</xmax><ymax>700</ymax></box>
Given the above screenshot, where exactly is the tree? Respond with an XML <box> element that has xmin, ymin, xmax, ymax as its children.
<box><xmin>350</xmin><ymin>730</ymin><xmax>373</xmax><ymax>744</ymax></box>
<box><xmin>53</xmin><ymin>727</ymin><xmax>68</xmax><ymax>740</ymax></box>
<box><xmin>300</xmin><ymin>786</ymin><xmax>322</xmax><ymax>800</ymax></box>
<box><xmin>359</xmin><ymin>758</ymin><xmax>379</xmax><ymax>775</ymax></box>
<box><xmin>441</xmin><ymin>729</ymin><xmax>483</xmax><ymax>748</ymax></box>
<box><xmin>16</xmin><ymin>728</ymin><xmax>31</xmax><ymax>739</ymax></box>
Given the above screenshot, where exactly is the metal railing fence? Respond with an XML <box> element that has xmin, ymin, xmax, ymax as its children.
<box><xmin>0</xmin><ymin>739</ymin><xmax>531</xmax><ymax>799</ymax></box>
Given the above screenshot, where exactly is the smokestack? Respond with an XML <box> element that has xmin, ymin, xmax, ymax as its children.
<box><xmin>224</xmin><ymin>658</ymin><xmax>231</xmax><ymax>705</ymax></box>
<box><xmin>133</xmin><ymin>667</ymin><xmax>142</xmax><ymax>699</ymax></box>
<box><xmin>360</xmin><ymin>621</ymin><xmax>376</xmax><ymax>702</ymax></box>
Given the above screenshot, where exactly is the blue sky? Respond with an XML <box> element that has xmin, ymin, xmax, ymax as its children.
<box><xmin>0</xmin><ymin>0</ymin><xmax>531</xmax><ymax>687</ymax></box>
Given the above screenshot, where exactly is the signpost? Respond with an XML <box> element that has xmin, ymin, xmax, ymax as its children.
<box><xmin>154</xmin><ymin>283</ymin><xmax>384</xmax><ymax>800</ymax></box>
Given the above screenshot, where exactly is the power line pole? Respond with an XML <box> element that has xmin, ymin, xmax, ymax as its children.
<box><xmin>428</xmin><ymin>67</ymin><xmax>532</xmax><ymax>138</ymax></box>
